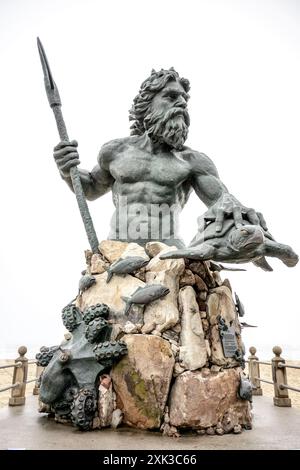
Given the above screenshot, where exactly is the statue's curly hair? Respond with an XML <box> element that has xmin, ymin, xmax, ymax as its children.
<box><xmin>129</xmin><ymin>67</ymin><xmax>190</xmax><ymax>136</ymax></box>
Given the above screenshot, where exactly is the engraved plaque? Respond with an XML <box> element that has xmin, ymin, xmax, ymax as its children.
<box><xmin>220</xmin><ymin>325</ymin><xmax>238</xmax><ymax>358</ymax></box>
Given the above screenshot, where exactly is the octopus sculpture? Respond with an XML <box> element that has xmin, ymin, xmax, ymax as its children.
<box><xmin>36</xmin><ymin>303</ymin><xmax>127</xmax><ymax>430</ymax></box>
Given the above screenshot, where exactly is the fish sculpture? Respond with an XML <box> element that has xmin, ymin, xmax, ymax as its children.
<box><xmin>235</xmin><ymin>292</ymin><xmax>245</xmax><ymax>317</ymax></box>
<box><xmin>78</xmin><ymin>274</ymin><xmax>96</xmax><ymax>294</ymax></box>
<box><xmin>122</xmin><ymin>284</ymin><xmax>170</xmax><ymax>316</ymax></box>
<box><xmin>240</xmin><ymin>322</ymin><xmax>257</xmax><ymax>328</ymax></box>
<box><xmin>106</xmin><ymin>256</ymin><xmax>149</xmax><ymax>283</ymax></box>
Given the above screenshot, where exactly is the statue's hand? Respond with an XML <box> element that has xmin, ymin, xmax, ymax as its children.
<box><xmin>53</xmin><ymin>140</ymin><xmax>80</xmax><ymax>177</ymax></box>
<box><xmin>205</xmin><ymin>193</ymin><xmax>268</xmax><ymax>233</ymax></box>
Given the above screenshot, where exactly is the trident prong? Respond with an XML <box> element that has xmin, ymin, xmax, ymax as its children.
<box><xmin>37</xmin><ymin>37</ymin><xmax>61</xmax><ymax>107</ymax></box>
<box><xmin>37</xmin><ymin>37</ymin><xmax>99</xmax><ymax>254</ymax></box>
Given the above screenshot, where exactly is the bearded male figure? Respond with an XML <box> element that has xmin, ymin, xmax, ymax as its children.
<box><xmin>54</xmin><ymin>68</ymin><xmax>267</xmax><ymax>248</ymax></box>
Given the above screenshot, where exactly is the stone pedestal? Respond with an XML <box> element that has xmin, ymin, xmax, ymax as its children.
<box><xmin>38</xmin><ymin>240</ymin><xmax>252</xmax><ymax>435</ymax></box>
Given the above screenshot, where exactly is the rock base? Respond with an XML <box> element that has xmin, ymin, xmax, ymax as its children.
<box><xmin>169</xmin><ymin>368</ymin><xmax>251</xmax><ymax>432</ymax></box>
<box><xmin>37</xmin><ymin>241</ymin><xmax>252</xmax><ymax>435</ymax></box>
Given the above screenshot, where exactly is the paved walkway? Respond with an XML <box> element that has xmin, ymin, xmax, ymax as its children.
<box><xmin>0</xmin><ymin>395</ymin><xmax>300</xmax><ymax>450</ymax></box>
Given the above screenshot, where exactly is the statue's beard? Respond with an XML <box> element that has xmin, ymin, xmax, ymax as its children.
<box><xmin>144</xmin><ymin>107</ymin><xmax>190</xmax><ymax>150</ymax></box>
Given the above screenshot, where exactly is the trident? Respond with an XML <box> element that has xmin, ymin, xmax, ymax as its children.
<box><xmin>37</xmin><ymin>38</ymin><xmax>99</xmax><ymax>253</ymax></box>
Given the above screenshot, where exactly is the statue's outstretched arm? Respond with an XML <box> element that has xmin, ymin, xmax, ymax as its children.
<box><xmin>53</xmin><ymin>140</ymin><xmax>114</xmax><ymax>201</ymax></box>
<box><xmin>190</xmin><ymin>151</ymin><xmax>268</xmax><ymax>232</ymax></box>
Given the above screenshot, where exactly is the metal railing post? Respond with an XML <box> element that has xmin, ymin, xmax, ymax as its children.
<box><xmin>248</xmin><ymin>346</ymin><xmax>263</xmax><ymax>395</ymax></box>
<box><xmin>33</xmin><ymin>365</ymin><xmax>44</xmax><ymax>395</ymax></box>
<box><xmin>9</xmin><ymin>346</ymin><xmax>28</xmax><ymax>406</ymax></box>
<box><xmin>272</xmin><ymin>345</ymin><xmax>291</xmax><ymax>407</ymax></box>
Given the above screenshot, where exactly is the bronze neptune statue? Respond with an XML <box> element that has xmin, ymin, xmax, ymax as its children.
<box><xmin>36</xmin><ymin>39</ymin><xmax>298</xmax><ymax>433</ymax></box>
<box><xmin>49</xmin><ymin>63</ymin><xmax>297</xmax><ymax>269</ymax></box>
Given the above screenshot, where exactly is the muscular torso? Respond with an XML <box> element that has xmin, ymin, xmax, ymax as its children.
<box><xmin>78</xmin><ymin>134</ymin><xmax>222</xmax><ymax>247</ymax></box>
<box><xmin>100</xmin><ymin>136</ymin><xmax>193</xmax><ymax>245</ymax></box>
<box><xmin>109</xmin><ymin>139</ymin><xmax>192</xmax><ymax>205</ymax></box>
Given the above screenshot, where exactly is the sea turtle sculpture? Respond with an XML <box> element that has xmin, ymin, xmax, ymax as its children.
<box><xmin>160</xmin><ymin>219</ymin><xmax>298</xmax><ymax>271</ymax></box>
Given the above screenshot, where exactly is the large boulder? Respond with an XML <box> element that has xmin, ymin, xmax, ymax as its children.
<box><xmin>90</xmin><ymin>254</ymin><xmax>107</xmax><ymax>274</ymax></box>
<box><xmin>169</xmin><ymin>368</ymin><xmax>251</xmax><ymax>430</ymax></box>
<box><xmin>143</xmin><ymin>244</ymin><xmax>185</xmax><ymax>334</ymax></box>
<box><xmin>99</xmin><ymin>240</ymin><xmax>128</xmax><ymax>263</ymax></box>
<box><xmin>99</xmin><ymin>240</ymin><xmax>149</xmax><ymax>263</ymax></box>
<box><xmin>178</xmin><ymin>286</ymin><xmax>207</xmax><ymax>370</ymax></box>
<box><xmin>145</xmin><ymin>241</ymin><xmax>168</xmax><ymax>258</ymax></box>
<box><xmin>111</xmin><ymin>334</ymin><xmax>174</xmax><ymax>429</ymax></box>
<box><xmin>121</xmin><ymin>243</ymin><xmax>149</xmax><ymax>260</ymax></box>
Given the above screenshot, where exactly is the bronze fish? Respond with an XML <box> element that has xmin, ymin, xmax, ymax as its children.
<box><xmin>122</xmin><ymin>284</ymin><xmax>170</xmax><ymax>316</ymax></box>
<box><xmin>106</xmin><ymin>256</ymin><xmax>149</xmax><ymax>283</ymax></box>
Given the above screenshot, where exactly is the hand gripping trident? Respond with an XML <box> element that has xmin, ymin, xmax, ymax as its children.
<box><xmin>37</xmin><ymin>37</ymin><xmax>99</xmax><ymax>253</ymax></box>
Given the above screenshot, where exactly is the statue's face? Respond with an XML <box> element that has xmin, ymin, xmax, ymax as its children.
<box><xmin>150</xmin><ymin>79</ymin><xmax>189</xmax><ymax>115</ymax></box>
<box><xmin>144</xmin><ymin>79</ymin><xmax>190</xmax><ymax>149</ymax></box>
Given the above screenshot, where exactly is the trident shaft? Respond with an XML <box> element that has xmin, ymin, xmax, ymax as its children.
<box><xmin>37</xmin><ymin>37</ymin><xmax>99</xmax><ymax>253</ymax></box>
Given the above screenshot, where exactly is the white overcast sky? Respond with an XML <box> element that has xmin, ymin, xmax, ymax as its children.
<box><xmin>0</xmin><ymin>0</ymin><xmax>299</xmax><ymax>359</ymax></box>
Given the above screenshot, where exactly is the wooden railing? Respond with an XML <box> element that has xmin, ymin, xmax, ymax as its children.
<box><xmin>0</xmin><ymin>346</ymin><xmax>42</xmax><ymax>406</ymax></box>
<box><xmin>247</xmin><ymin>346</ymin><xmax>300</xmax><ymax>407</ymax></box>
